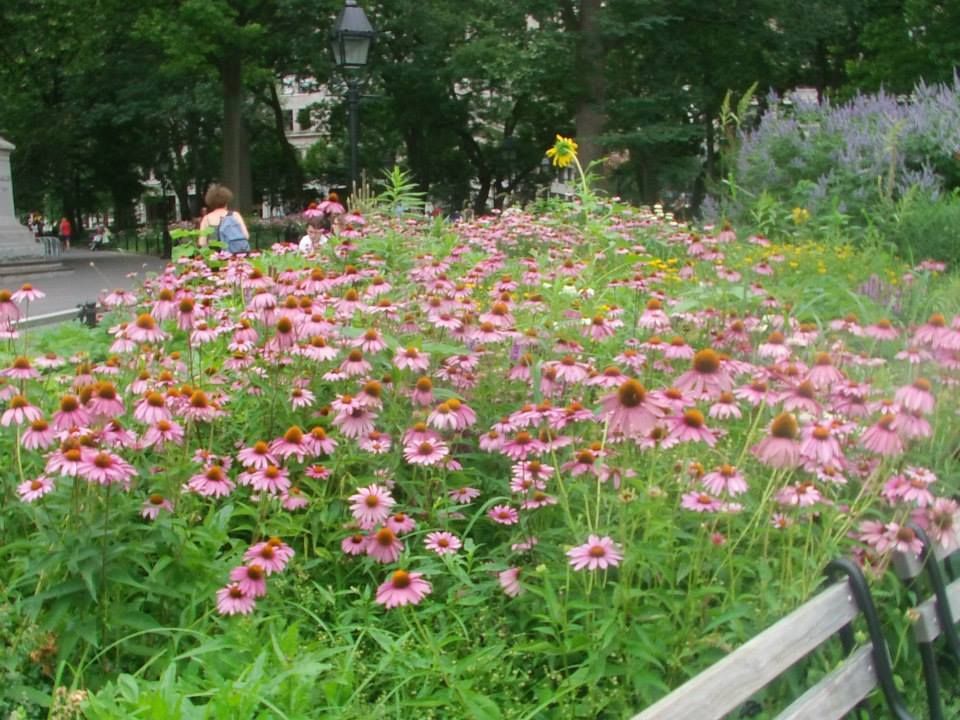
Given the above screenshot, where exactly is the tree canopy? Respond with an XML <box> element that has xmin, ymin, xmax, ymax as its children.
<box><xmin>0</xmin><ymin>0</ymin><xmax>955</xmax><ymax>225</ymax></box>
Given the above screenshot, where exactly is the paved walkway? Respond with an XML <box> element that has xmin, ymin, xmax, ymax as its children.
<box><xmin>0</xmin><ymin>249</ymin><xmax>169</xmax><ymax>318</ymax></box>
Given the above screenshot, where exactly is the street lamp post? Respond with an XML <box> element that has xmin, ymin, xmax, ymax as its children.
<box><xmin>330</xmin><ymin>0</ymin><xmax>376</xmax><ymax>194</ymax></box>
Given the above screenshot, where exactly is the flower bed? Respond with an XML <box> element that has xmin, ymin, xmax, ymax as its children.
<box><xmin>1</xmin><ymin>203</ymin><xmax>958</xmax><ymax>717</ymax></box>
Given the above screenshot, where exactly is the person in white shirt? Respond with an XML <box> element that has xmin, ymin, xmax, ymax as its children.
<box><xmin>299</xmin><ymin>217</ymin><xmax>331</xmax><ymax>254</ymax></box>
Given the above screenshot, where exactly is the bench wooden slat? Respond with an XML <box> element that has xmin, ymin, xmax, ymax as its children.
<box><xmin>913</xmin><ymin>576</ymin><xmax>960</xmax><ymax>643</ymax></box>
<box><xmin>776</xmin><ymin>644</ymin><xmax>876</xmax><ymax>720</ymax></box>
<box><xmin>631</xmin><ymin>581</ymin><xmax>859</xmax><ymax>720</ymax></box>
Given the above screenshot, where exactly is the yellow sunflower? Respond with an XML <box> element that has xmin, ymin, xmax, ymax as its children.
<box><xmin>545</xmin><ymin>135</ymin><xmax>579</xmax><ymax>168</ymax></box>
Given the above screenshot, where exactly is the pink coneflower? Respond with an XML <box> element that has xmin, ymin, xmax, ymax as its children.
<box><xmin>489</xmin><ymin>504</ymin><xmax>519</xmax><ymax>525</ymax></box>
<box><xmin>2</xmin><ymin>395</ymin><xmax>43</xmax><ymax>426</ymax></box>
<box><xmin>281</xmin><ymin>486</ymin><xmax>309</xmax><ymax>510</ymax></box>
<box><xmin>498</xmin><ymin>567</ymin><xmax>524</xmax><ymax>597</ymax></box>
<box><xmin>187</xmin><ymin>465</ymin><xmax>235</xmax><ymax>497</ymax></box>
<box><xmin>858</xmin><ymin>520</ymin><xmax>892</xmax><ymax>553</ymax></box>
<box><xmin>510</xmin><ymin>460</ymin><xmax>553</xmax><ymax>491</ymax></box>
<box><xmin>780</xmin><ymin>380</ymin><xmax>822</xmax><ymax>416</ymax></box>
<box><xmin>376</xmin><ymin>569</ymin><xmax>432</xmax><ymax>609</ymax></box>
<box><xmin>141</xmin><ymin>493</ymin><xmax>173</xmax><ymax>519</ymax></box>
<box><xmin>599</xmin><ymin>379</ymin><xmax>662</xmax><ymax>438</ymax></box>
<box><xmin>366</xmin><ymin>526</ymin><xmax>404</xmax><ymax>563</ymax></box>
<box><xmin>702</xmin><ymin>465</ymin><xmax>747</xmax><ymax>496</ymax></box>
<box><xmin>894</xmin><ymin>378</ymin><xmax>935</xmax><ymax>415</ymax></box>
<box><xmin>585</xmin><ymin>365</ymin><xmax>629</xmax><ymax>389</ymax></box>
<box><xmin>216</xmin><ymin>583</ymin><xmax>256</xmax><ymax>615</ymax></box>
<box><xmin>249</xmin><ymin>465</ymin><xmax>291</xmax><ymax>495</ymax></box>
<box><xmin>127</xmin><ymin>313</ymin><xmax>168</xmax><ymax>344</ymax></box>
<box><xmin>332</xmin><ymin>406</ymin><xmax>377</xmax><ymax>439</ymax></box>
<box><xmin>301</xmin><ymin>335</ymin><xmax>339</xmax><ymax>362</ymax></box>
<box><xmin>638</xmin><ymin>298</ymin><xmax>671</xmax><ymax>330</ymax></box>
<box><xmin>920</xmin><ymin>498</ymin><xmax>960</xmax><ymax>551</ymax></box>
<box><xmin>806</xmin><ymin>353</ymin><xmax>845</xmax><ymax>389</ymax></box>
<box><xmin>87</xmin><ymin>382</ymin><xmax>124</xmax><ymax>420</ymax></box>
<box><xmin>709</xmin><ymin>391</ymin><xmax>743</xmax><ymax>420</ymax></box>
<box><xmin>134</xmin><ymin>391</ymin><xmax>171</xmax><ymax>424</ymax></box>
<box><xmin>341</xmin><ymin>533</ymin><xmax>368</xmax><ymax>556</ymax></box>
<box><xmin>2</xmin><ymin>356</ymin><xmax>40</xmax><ymax>380</ymax></box>
<box><xmin>403</xmin><ymin>439</ymin><xmax>449</xmax><ymax>466</ymax></box>
<box><xmin>289</xmin><ymin>386</ymin><xmax>315</xmax><ymax>410</ymax></box>
<box><xmin>521</xmin><ymin>490</ymin><xmax>558</xmax><ymax>510</ymax></box>
<box><xmin>449</xmin><ymin>487</ymin><xmax>480</xmax><ymax>504</ymax></box>
<box><xmin>386</xmin><ymin>512</ymin><xmax>417</xmax><ymax>535</ymax></box>
<box><xmin>21</xmin><ymin>418</ymin><xmax>56</xmax><ymax>450</ymax></box>
<box><xmin>12</xmin><ymin>283</ymin><xmax>45</xmax><ymax>302</ymax></box>
<box><xmin>349</xmin><ymin>484</ymin><xmax>395</xmax><ymax>529</ymax></box>
<box><xmin>237</xmin><ymin>440</ymin><xmax>278</xmax><ymax>470</ymax></box>
<box><xmin>661</xmin><ymin>336</ymin><xmax>693</xmax><ymax>362</ymax></box>
<box><xmin>563</xmin><ymin>447</ymin><xmax>602</xmax><ymax>477</ymax></box>
<box><xmin>886</xmin><ymin>523</ymin><xmax>924</xmax><ymax>556</ymax></box>
<box><xmin>912</xmin><ymin>313</ymin><xmax>952</xmax><ymax>349</ymax></box>
<box><xmin>673</xmin><ymin>349</ymin><xmax>733</xmax><ymax>399</ymax></box>
<box><xmin>244</xmin><ymin>538</ymin><xmax>294</xmax><ymax>574</ymax></box>
<box><xmin>499</xmin><ymin>431</ymin><xmax>545</xmax><ymax>460</ymax></box>
<box><xmin>142</xmin><ymin>419</ymin><xmax>184</xmax><ymax>449</ymax></box>
<box><xmin>271</xmin><ymin>426</ymin><xmax>310</xmax><ymax>462</ymax></box>
<box><xmin>799</xmin><ymin>424</ymin><xmax>845</xmax><ymax>466</ymax></box>
<box><xmin>34</xmin><ymin>352</ymin><xmax>65</xmax><ymax>370</ymax></box>
<box><xmin>0</xmin><ymin>289</ymin><xmax>20</xmax><ymax>324</ymax></box>
<box><xmin>101</xmin><ymin>288</ymin><xmax>137</xmax><ymax>308</ymax></box>
<box><xmin>752</xmin><ymin>413</ymin><xmax>802</xmax><ymax>469</ymax></box>
<box><xmin>860</xmin><ymin>414</ymin><xmax>904</xmax><ymax>457</ymax></box>
<box><xmin>864</xmin><ymin>319</ymin><xmax>899</xmax><ymax>341</ymax></box>
<box><xmin>339</xmin><ymin>349</ymin><xmax>372</xmax><ymax>377</ymax></box>
<box><xmin>410</xmin><ymin>376</ymin><xmax>435</xmax><ymax>406</ymax></box>
<box><xmin>666</xmin><ymin>409</ymin><xmax>718</xmax><ymax>446</ymax></box>
<box><xmin>757</xmin><ymin>331</ymin><xmax>791</xmax><ymax>361</ymax></box>
<box><xmin>77</xmin><ymin>450</ymin><xmax>137</xmax><ymax>488</ymax></box>
<box><xmin>776</xmin><ymin>481</ymin><xmax>823</xmax><ymax>507</ymax></box>
<box><xmin>511</xmin><ymin>537</ymin><xmax>539</xmax><ymax>553</ymax></box>
<box><xmin>45</xmin><ymin>441</ymin><xmax>87</xmax><ymax>477</ymax></box>
<box><xmin>353</xmin><ymin>328</ymin><xmax>387</xmax><ymax>354</ymax></box>
<box><xmin>425</xmin><ymin>531</ymin><xmax>461</xmax><ymax>556</ymax></box>
<box><xmin>446</xmin><ymin>398</ymin><xmax>477</xmax><ymax>429</ymax></box>
<box><xmin>427</xmin><ymin>401</ymin><xmax>459</xmax><ymax>431</ymax></box>
<box><xmin>182</xmin><ymin>390</ymin><xmax>221</xmax><ymax>423</ymax></box>
<box><xmin>681</xmin><ymin>492</ymin><xmax>723</xmax><ymax>513</ymax></box>
<box><xmin>546</xmin><ymin>355</ymin><xmax>589</xmax><ymax>384</ymax></box>
<box><xmin>306</xmin><ymin>426</ymin><xmax>338</xmax><ymax>456</ymax></box>
<box><xmin>567</xmin><ymin>535</ymin><xmax>624</xmax><ymax>571</ymax></box>
<box><xmin>230</xmin><ymin>563</ymin><xmax>268</xmax><ymax>598</ymax></box>
<box><xmin>359</xmin><ymin>430</ymin><xmax>392</xmax><ymax>454</ymax></box>
<box><xmin>17</xmin><ymin>475</ymin><xmax>55</xmax><ymax>503</ymax></box>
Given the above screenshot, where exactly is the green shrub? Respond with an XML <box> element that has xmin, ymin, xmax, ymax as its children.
<box><xmin>878</xmin><ymin>189</ymin><xmax>960</xmax><ymax>267</ymax></box>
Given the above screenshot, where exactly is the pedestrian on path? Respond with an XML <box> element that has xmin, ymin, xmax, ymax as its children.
<box><xmin>58</xmin><ymin>216</ymin><xmax>72</xmax><ymax>252</ymax></box>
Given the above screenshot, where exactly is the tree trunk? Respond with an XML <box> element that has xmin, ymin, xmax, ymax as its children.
<box><xmin>266</xmin><ymin>83</ymin><xmax>306</xmax><ymax>206</ymax></box>
<box><xmin>221</xmin><ymin>54</ymin><xmax>253</xmax><ymax>214</ymax></box>
<box><xmin>575</xmin><ymin>0</ymin><xmax>607</xmax><ymax>172</ymax></box>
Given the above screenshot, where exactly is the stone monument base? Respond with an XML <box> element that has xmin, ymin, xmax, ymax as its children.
<box><xmin>0</xmin><ymin>217</ymin><xmax>44</xmax><ymax>261</ymax></box>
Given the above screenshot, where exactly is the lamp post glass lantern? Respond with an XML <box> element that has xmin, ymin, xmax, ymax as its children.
<box><xmin>331</xmin><ymin>0</ymin><xmax>376</xmax><ymax>193</ymax></box>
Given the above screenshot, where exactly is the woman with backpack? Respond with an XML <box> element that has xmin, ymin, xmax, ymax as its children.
<box><xmin>199</xmin><ymin>184</ymin><xmax>250</xmax><ymax>254</ymax></box>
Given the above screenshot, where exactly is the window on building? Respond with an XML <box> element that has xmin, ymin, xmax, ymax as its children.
<box><xmin>282</xmin><ymin>110</ymin><xmax>294</xmax><ymax>132</ymax></box>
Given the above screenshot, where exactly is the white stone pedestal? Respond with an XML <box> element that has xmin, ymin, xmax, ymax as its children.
<box><xmin>0</xmin><ymin>137</ymin><xmax>44</xmax><ymax>261</ymax></box>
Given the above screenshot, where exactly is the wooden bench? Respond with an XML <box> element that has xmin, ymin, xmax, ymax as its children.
<box><xmin>631</xmin><ymin>558</ymin><xmax>914</xmax><ymax>720</ymax></box>
<box><xmin>892</xmin><ymin>523</ymin><xmax>960</xmax><ymax>720</ymax></box>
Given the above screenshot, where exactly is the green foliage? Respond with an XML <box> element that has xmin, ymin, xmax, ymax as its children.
<box><xmin>874</xmin><ymin>189</ymin><xmax>960</xmax><ymax>268</ymax></box>
<box><xmin>375</xmin><ymin>167</ymin><xmax>426</xmax><ymax>216</ymax></box>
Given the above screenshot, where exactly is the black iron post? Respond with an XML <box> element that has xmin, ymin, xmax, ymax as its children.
<box><xmin>348</xmin><ymin>77</ymin><xmax>360</xmax><ymax>193</ymax></box>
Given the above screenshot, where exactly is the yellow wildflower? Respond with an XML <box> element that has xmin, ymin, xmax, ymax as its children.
<box><xmin>546</xmin><ymin>135</ymin><xmax>579</xmax><ymax>168</ymax></box>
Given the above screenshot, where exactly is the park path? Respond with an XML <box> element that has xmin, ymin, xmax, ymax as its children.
<box><xmin>0</xmin><ymin>250</ymin><xmax>168</xmax><ymax>319</ymax></box>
